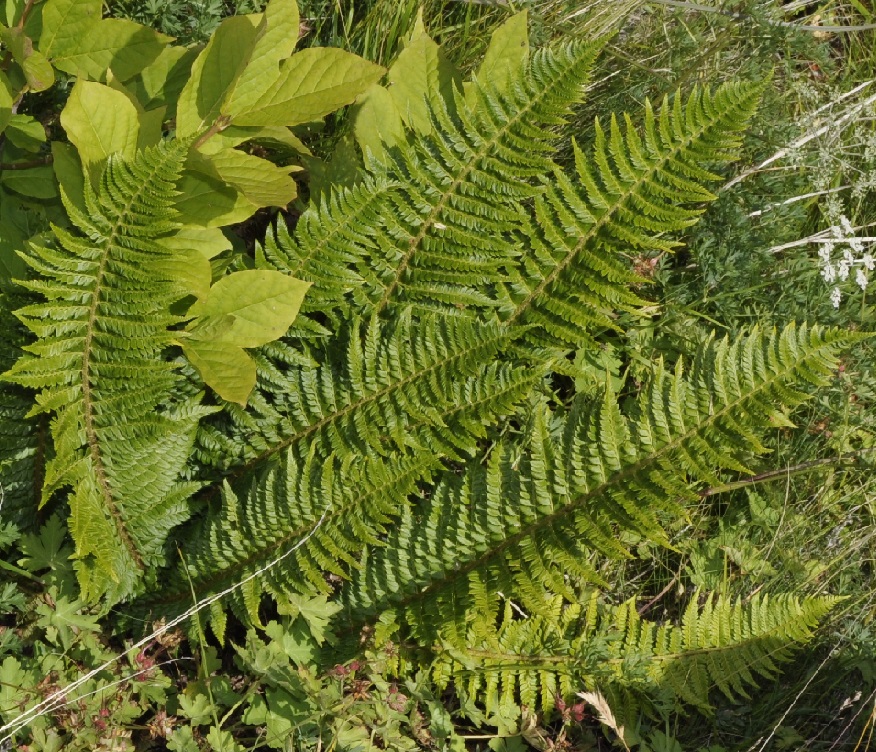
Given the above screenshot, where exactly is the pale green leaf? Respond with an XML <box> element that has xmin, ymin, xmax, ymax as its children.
<box><xmin>156</xmin><ymin>225</ymin><xmax>232</xmax><ymax>260</ymax></box>
<box><xmin>38</xmin><ymin>0</ymin><xmax>101</xmax><ymax>60</ymax></box>
<box><xmin>0</xmin><ymin>25</ymin><xmax>55</xmax><ymax>92</ymax></box>
<box><xmin>232</xmin><ymin>47</ymin><xmax>385</xmax><ymax>127</ymax></box>
<box><xmin>138</xmin><ymin>106</ymin><xmax>167</xmax><ymax>149</ymax></box>
<box><xmin>176</xmin><ymin>14</ymin><xmax>260</xmax><ymax>138</ymax></box>
<box><xmin>134</xmin><ymin>44</ymin><xmax>200</xmax><ymax>110</ymax></box>
<box><xmin>156</xmin><ymin>246</ymin><xmax>213</xmax><ymax>302</ymax></box>
<box><xmin>189</xmin><ymin>147</ymin><xmax>297</xmax><ymax>208</ymax></box>
<box><xmin>175</xmin><ymin>169</ymin><xmax>257</xmax><ymax>228</ymax></box>
<box><xmin>198</xmin><ymin>123</ymin><xmax>312</xmax><ymax>156</ymax></box>
<box><xmin>191</xmin><ymin>269</ymin><xmax>310</xmax><ymax>347</ymax></box>
<box><xmin>224</xmin><ymin>0</ymin><xmax>300</xmax><ymax>116</ymax></box>
<box><xmin>386</xmin><ymin>31</ymin><xmax>461</xmax><ymax>134</ymax></box>
<box><xmin>181</xmin><ymin>337</ymin><xmax>257</xmax><ymax>406</ymax></box>
<box><xmin>3</xmin><ymin>113</ymin><xmax>46</xmax><ymax>151</ymax></box>
<box><xmin>276</xmin><ymin>594</ymin><xmax>341</xmax><ymax>645</ymax></box>
<box><xmin>60</xmin><ymin>81</ymin><xmax>140</xmax><ymax>180</ymax></box>
<box><xmin>49</xmin><ymin>18</ymin><xmax>171</xmax><ymax>81</ymax></box>
<box><xmin>0</xmin><ymin>71</ymin><xmax>12</xmax><ymax>134</ymax></box>
<box><xmin>353</xmin><ymin>84</ymin><xmax>404</xmax><ymax>164</ymax></box>
<box><xmin>474</xmin><ymin>10</ymin><xmax>529</xmax><ymax>96</ymax></box>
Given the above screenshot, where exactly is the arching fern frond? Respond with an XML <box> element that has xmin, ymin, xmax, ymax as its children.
<box><xmin>265</xmin><ymin>40</ymin><xmax>604</xmax><ymax>321</ymax></box>
<box><xmin>146</xmin><ymin>313</ymin><xmax>546</xmax><ymax>617</ymax></box>
<box><xmin>500</xmin><ymin>82</ymin><xmax>764</xmax><ymax>348</ymax></box>
<box><xmin>340</xmin><ymin>324</ymin><xmax>864</xmax><ymax>647</ymax></box>
<box><xmin>2</xmin><ymin>142</ymin><xmax>212</xmax><ymax>604</ymax></box>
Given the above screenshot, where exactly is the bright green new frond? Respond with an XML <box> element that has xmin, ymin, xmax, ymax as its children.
<box><xmin>146</xmin><ymin>312</ymin><xmax>544</xmax><ymax>615</ymax></box>
<box><xmin>432</xmin><ymin>591</ymin><xmax>839</xmax><ymax>716</ymax></box>
<box><xmin>2</xmin><ymin>141</ymin><xmax>212</xmax><ymax>605</ymax></box>
<box><xmin>340</xmin><ymin>324</ymin><xmax>860</xmax><ymax>645</ymax></box>
<box><xmin>501</xmin><ymin>82</ymin><xmax>764</xmax><ymax>348</ymax></box>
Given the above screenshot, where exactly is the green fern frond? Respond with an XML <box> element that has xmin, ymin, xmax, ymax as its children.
<box><xmin>2</xmin><ymin>141</ymin><xmax>212</xmax><ymax>604</ymax></box>
<box><xmin>264</xmin><ymin>40</ymin><xmax>603</xmax><ymax>320</ymax></box>
<box><xmin>434</xmin><ymin>591</ymin><xmax>840</xmax><ymax>716</ymax></box>
<box><xmin>146</xmin><ymin>313</ymin><xmax>545</xmax><ymax>617</ymax></box>
<box><xmin>500</xmin><ymin>82</ymin><xmax>764</xmax><ymax>348</ymax></box>
<box><xmin>340</xmin><ymin>324</ymin><xmax>862</xmax><ymax>644</ymax></box>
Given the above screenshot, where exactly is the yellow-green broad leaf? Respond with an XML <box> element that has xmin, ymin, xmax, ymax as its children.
<box><xmin>1</xmin><ymin>165</ymin><xmax>58</xmax><ymax>199</ymax></box>
<box><xmin>156</xmin><ymin>226</ymin><xmax>232</xmax><ymax>260</ymax></box>
<box><xmin>0</xmin><ymin>72</ymin><xmax>12</xmax><ymax>134</ymax></box>
<box><xmin>0</xmin><ymin>26</ymin><xmax>54</xmax><ymax>92</ymax></box>
<box><xmin>132</xmin><ymin>45</ymin><xmax>200</xmax><ymax>111</ymax></box>
<box><xmin>231</xmin><ymin>48</ymin><xmax>385</xmax><ymax>127</ymax></box>
<box><xmin>174</xmin><ymin>170</ymin><xmax>257</xmax><ymax>228</ymax></box>
<box><xmin>40</xmin><ymin>0</ymin><xmax>171</xmax><ymax>81</ymax></box>
<box><xmin>385</xmin><ymin>29</ymin><xmax>461</xmax><ymax>135</ymax></box>
<box><xmin>189</xmin><ymin>147</ymin><xmax>298</xmax><ymax>208</ymax></box>
<box><xmin>182</xmin><ymin>270</ymin><xmax>310</xmax><ymax>404</ymax></box>
<box><xmin>353</xmin><ymin>84</ymin><xmax>404</xmax><ymax>164</ymax></box>
<box><xmin>176</xmin><ymin>14</ymin><xmax>261</xmax><ymax>139</ymax></box>
<box><xmin>465</xmin><ymin>10</ymin><xmax>529</xmax><ymax>106</ymax></box>
<box><xmin>223</xmin><ymin>0</ymin><xmax>299</xmax><ymax>116</ymax></box>
<box><xmin>3</xmin><ymin>114</ymin><xmax>46</xmax><ymax>152</ymax></box>
<box><xmin>190</xmin><ymin>270</ymin><xmax>310</xmax><ymax>347</ymax></box>
<box><xmin>52</xmin><ymin>141</ymin><xmax>85</xmax><ymax>211</ymax></box>
<box><xmin>60</xmin><ymin>81</ymin><xmax>139</xmax><ymax>181</ymax></box>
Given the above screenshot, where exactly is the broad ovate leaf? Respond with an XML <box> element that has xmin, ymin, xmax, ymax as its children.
<box><xmin>176</xmin><ymin>14</ymin><xmax>260</xmax><ymax>139</ymax></box>
<box><xmin>190</xmin><ymin>269</ymin><xmax>310</xmax><ymax>348</ymax></box>
<box><xmin>386</xmin><ymin>31</ymin><xmax>461</xmax><ymax>134</ymax></box>
<box><xmin>41</xmin><ymin>0</ymin><xmax>169</xmax><ymax>81</ymax></box>
<box><xmin>224</xmin><ymin>0</ymin><xmax>300</xmax><ymax>116</ymax></box>
<box><xmin>475</xmin><ymin>10</ymin><xmax>529</xmax><ymax>94</ymax></box>
<box><xmin>231</xmin><ymin>48</ymin><xmax>385</xmax><ymax>127</ymax></box>
<box><xmin>189</xmin><ymin>147</ymin><xmax>298</xmax><ymax>208</ymax></box>
<box><xmin>60</xmin><ymin>81</ymin><xmax>139</xmax><ymax>180</ymax></box>
<box><xmin>181</xmin><ymin>337</ymin><xmax>257</xmax><ymax>406</ymax></box>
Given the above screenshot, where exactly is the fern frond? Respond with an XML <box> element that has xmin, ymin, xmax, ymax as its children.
<box><xmin>500</xmin><ymin>82</ymin><xmax>764</xmax><ymax>348</ymax></box>
<box><xmin>434</xmin><ymin>591</ymin><xmax>840</xmax><ymax>716</ymax></box>
<box><xmin>2</xmin><ymin>142</ymin><xmax>212</xmax><ymax>604</ymax></box>
<box><xmin>266</xmin><ymin>41</ymin><xmax>603</xmax><ymax>320</ymax></box>
<box><xmin>340</xmin><ymin>324</ymin><xmax>862</xmax><ymax>644</ymax></box>
<box><xmin>146</xmin><ymin>313</ymin><xmax>544</xmax><ymax>616</ymax></box>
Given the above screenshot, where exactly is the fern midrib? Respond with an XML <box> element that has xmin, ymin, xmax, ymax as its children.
<box><xmin>355</xmin><ymin>340</ymin><xmax>835</xmax><ymax>622</ymax></box>
<box><xmin>373</xmin><ymin>51</ymin><xmax>588</xmax><ymax>314</ymax></box>
<box><xmin>79</xmin><ymin>159</ymin><xmax>172</xmax><ymax>571</ymax></box>
<box><xmin>504</xmin><ymin>105</ymin><xmax>725</xmax><ymax>326</ymax></box>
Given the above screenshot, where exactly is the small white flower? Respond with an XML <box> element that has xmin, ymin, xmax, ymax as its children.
<box><xmin>822</xmin><ymin>262</ymin><xmax>836</xmax><ymax>283</ymax></box>
<box><xmin>831</xmin><ymin>286</ymin><xmax>842</xmax><ymax>308</ymax></box>
<box><xmin>856</xmin><ymin>268</ymin><xmax>868</xmax><ymax>290</ymax></box>
<box><xmin>863</xmin><ymin>253</ymin><xmax>875</xmax><ymax>271</ymax></box>
<box><xmin>838</xmin><ymin>259</ymin><xmax>851</xmax><ymax>281</ymax></box>
<box><xmin>840</xmin><ymin>215</ymin><xmax>854</xmax><ymax>234</ymax></box>
<box><xmin>849</xmin><ymin>237</ymin><xmax>864</xmax><ymax>254</ymax></box>
<box><xmin>818</xmin><ymin>242</ymin><xmax>833</xmax><ymax>262</ymax></box>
